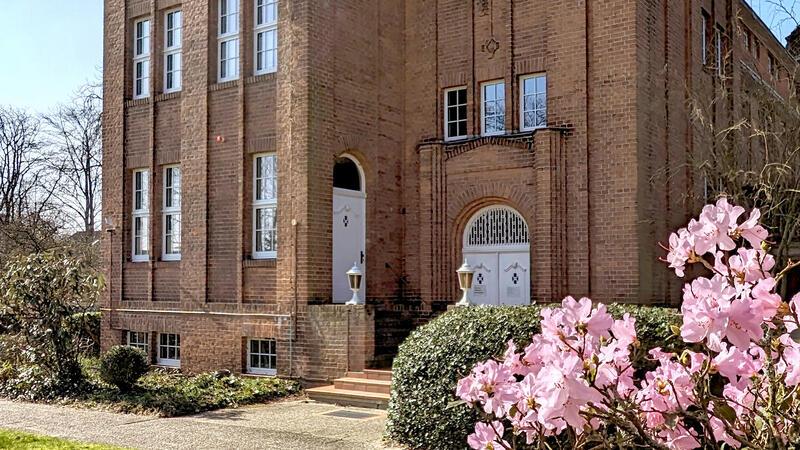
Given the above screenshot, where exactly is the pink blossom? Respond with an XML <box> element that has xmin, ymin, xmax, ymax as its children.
<box><xmin>667</xmin><ymin>228</ymin><xmax>693</xmax><ymax>277</ymax></box>
<box><xmin>750</xmin><ymin>277</ymin><xmax>782</xmax><ymax>321</ymax></box>
<box><xmin>728</xmin><ymin>248</ymin><xmax>775</xmax><ymax>284</ymax></box>
<box><xmin>712</xmin><ymin>342</ymin><xmax>764</xmax><ymax>381</ymax></box>
<box><xmin>467</xmin><ymin>421</ymin><xmax>509</xmax><ymax>450</ymax></box>
<box><xmin>724</xmin><ymin>298</ymin><xmax>764</xmax><ymax>350</ymax></box>
<box><xmin>736</xmin><ymin>208</ymin><xmax>768</xmax><ymax>248</ymax></box>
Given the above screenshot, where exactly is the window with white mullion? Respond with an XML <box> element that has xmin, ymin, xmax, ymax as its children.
<box><xmin>164</xmin><ymin>9</ymin><xmax>182</xmax><ymax>93</ymax></box>
<box><xmin>162</xmin><ymin>166</ymin><xmax>181</xmax><ymax>261</ymax></box>
<box><xmin>247</xmin><ymin>338</ymin><xmax>277</xmax><ymax>375</ymax></box>
<box><xmin>157</xmin><ymin>333</ymin><xmax>180</xmax><ymax>367</ymax></box>
<box><xmin>253</xmin><ymin>154</ymin><xmax>277</xmax><ymax>259</ymax></box>
<box><xmin>133</xmin><ymin>18</ymin><xmax>151</xmax><ymax>99</ymax></box>
<box><xmin>218</xmin><ymin>0</ymin><xmax>240</xmax><ymax>81</ymax></box>
<box><xmin>127</xmin><ymin>331</ymin><xmax>150</xmax><ymax>355</ymax></box>
<box><xmin>444</xmin><ymin>87</ymin><xmax>467</xmax><ymax>140</ymax></box>
<box><xmin>481</xmin><ymin>80</ymin><xmax>505</xmax><ymax>136</ymax></box>
<box><xmin>132</xmin><ymin>169</ymin><xmax>150</xmax><ymax>262</ymax></box>
<box><xmin>254</xmin><ymin>0</ymin><xmax>278</xmax><ymax>75</ymax></box>
<box><xmin>520</xmin><ymin>74</ymin><xmax>547</xmax><ymax>131</ymax></box>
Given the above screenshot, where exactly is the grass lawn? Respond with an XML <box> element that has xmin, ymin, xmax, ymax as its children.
<box><xmin>0</xmin><ymin>429</ymin><xmax>122</xmax><ymax>449</ymax></box>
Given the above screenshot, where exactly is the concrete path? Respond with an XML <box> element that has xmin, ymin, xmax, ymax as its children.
<box><xmin>0</xmin><ymin>398</ymin><xmax>397</xmax><ymax>449</ymax></box>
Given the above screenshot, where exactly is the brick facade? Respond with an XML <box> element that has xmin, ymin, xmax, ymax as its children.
<box><xmin>102</xmin><ymin>0</ymin><xmax>797</xmax><ymax>379</ymax></box>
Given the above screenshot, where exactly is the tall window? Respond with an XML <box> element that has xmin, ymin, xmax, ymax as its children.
<box><xmin>133</xmin><ymin>19</ymin><xmax>151</xmax><ymax>99</ymax></box>
<box><xmin>218</xmin><ymin>0</ymin><xmax>240</xmax><ymax>82</ymax></box>
<box><xmin>162</xmin><ymin>166</ymin><xmax>181</xmax><ymax>261</ymax></box>
<box><xmin>481</xmin><ymin>81</ymin><xmax>505</xmax><ymax>136</ymax></box>
<box><xmin>254</xmin><ymin>0</ymin><xmax>278</xmax><ymax>75</ymax></box>
<box><xmin>157</xmin><ymin>333</ymin><xmax>180</xmax><ymax>367</ymax></box>
<box><xmin>520</xmin><ymin>74</ymin><xmax>547</xmax><ymax>131</ymax></box>
<box><xmin>715</xmin><ymin>26</ymin><xmax>724</xmax><ymax>76</ymax></box>
<box><xmin>253</xmin><ymin>154</ymin><xmax>277</xmax><ymax>259</ymax></box>
<box><xmin>164</xmin><ymin>9</ymin><xmax>182</xmax><ymax>93</ymax></box>
<box><xmin>444</xmin><ymin>87</ymin><xmax>467</xmax><ymax>141</ymax></box>
<box><xmin>768</xmin><ymin>53</ymin><xmax>778</xmax><ymax>79</ymax></box>
<box><xmin>247</xmin><ymin>338</ymin><xmax>277</xmax><ymax>375</ymax></box>
<box><xmin>132</xmin><ymin>169</ymin><xmax>150</xmax><ymax>262</ymax></box>
<box><xmin>701</xmin><ymin>10</ymin><xmax>710</xmax><ymax>66</ymax></box>
<box><xmin>127</xmin><ymin>331</ymin><xmax>149</xmax><ymax>355</ymax></box>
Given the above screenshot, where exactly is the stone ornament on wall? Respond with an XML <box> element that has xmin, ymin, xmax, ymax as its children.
<box><xmin>478</xmin><ymin>0</ymin><xmax>499</xmax><ymax>59</ymax></box>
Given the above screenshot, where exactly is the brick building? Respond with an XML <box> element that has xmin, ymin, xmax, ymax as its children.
<box><xmin>102</xmin><ymin>0</ymin><xmax>798</xmax><ymax>380</ymax></box>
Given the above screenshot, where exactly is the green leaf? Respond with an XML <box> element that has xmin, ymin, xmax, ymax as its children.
<box><xmin>445</xmin><ymin>399</ymin><xmax>467</xmax><ymax>410</ymax></box>
<box><xmin>790</xmin><ymin>328</ymin><xmax>800</xmax><ymax>344</ymax></box>
<box><xmin>714</xmin><ymin>401</ymin><xmax>738</xmax><ymax>425</ymax></box>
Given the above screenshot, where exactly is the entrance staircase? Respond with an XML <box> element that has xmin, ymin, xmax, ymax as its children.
<box><xmin>306</xmin><ymin>369</ymin><xmax>392</xmax><ymax>409</ymax></box>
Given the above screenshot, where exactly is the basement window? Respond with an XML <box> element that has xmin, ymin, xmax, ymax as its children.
<box><xmin>126</xmin><ymin>331</ymin><xmax>149</xmax><ymax>355</ymax></box>
<box><xmin>247</xmin><ymin>338</ymin><xmax>277</xmax><ymax>375</ymax></box>
<box><xmin>157</xmin><ymin>333</ymin><xmax>181</xmax><ymax>368</ymax></box>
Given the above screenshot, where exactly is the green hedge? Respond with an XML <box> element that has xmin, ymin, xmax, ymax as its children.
<box><xmin>385</xmin><ymin>304</ymin><xmax>682</xmax><ymax>450</ymax></box>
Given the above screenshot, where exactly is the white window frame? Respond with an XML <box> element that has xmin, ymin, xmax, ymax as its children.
<box><xmin>715</xmin><ymin>26</ymin><xmax>724</xmax><ymax>76</ymax></box>
<box><xmin>127</xmin><ymin>331</ymin><xmax>149</xmax><ymax>355</ymax></box>
<box><xmin>247</xmin><ymin>338</ymin><xmax>277</xmax><ymax>375</ymax></box>
<box><xmin>162</xmin><ymin>166</ymin><xmax>181</xmax><ymax>261</ymax></box>
<box><xmin>519</xmin><ymin>73</ymin><xmax>547</xmax><ymax>131</ymax></box>
<box><xmin>164</xmin><ymin>9</ymin><xmax>182</xmax><ymax>93</ymax></box>
<box><xmin>254</xmin><ymin>0</ymin><xmax>278</xmax><ymax>75</ymax></box>
<box><xmin>443</xmin><ymin>86</ymin><xmax>467</xmax><ymax>141</ymax></box>
<box><xmin>701</xmin><ymin>12</ymin><xmax>708</xmax><ymax>66</ymax></box>
<box><xmin>218</xmin><ymin>0</ymin><xmax>240</xmax><ymax>82</ymax></box>
<box><xmin>157</xmin><ymin>333</ymin><xmax>181</xmax><ymax>368</ymax></box>
<box><xmin>132</xmin><ymin>169</ymin><xmax>150</xmax><ymax>262</ymax></box>
<box><xmin>253</xmin><ymin>154</ymin><xmax>277</xmax><ymax>259</ymax></box>
<box><xmin>133</xmin><ymin>18</ymin><xmax>151</xmax><ymax>99</ymax></box>
<box><xmin>480</xmin><ymin>80</ymin><xmax>506</xmax><ymax>137</ymax></box>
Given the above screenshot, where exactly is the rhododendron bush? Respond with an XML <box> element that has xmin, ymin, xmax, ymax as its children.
<box><xmin>456</xmin><ymin>199</ymin><xmax>800</xmax><ymax>449</ymax></box>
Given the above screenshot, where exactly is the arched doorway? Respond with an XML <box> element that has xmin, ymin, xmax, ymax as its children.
<box><xmin>332</xmin><ymin>155</ymin><xmax>366</xmax><ymax>303</ymax></box>
<box><xmin>462</xmin><ymin>206</ymin><xmax>530</xmax><ymax>305</ymax></box>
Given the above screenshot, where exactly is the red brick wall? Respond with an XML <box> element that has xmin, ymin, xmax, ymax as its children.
<box><xmin>102</xmin><ymin>0</ymin><xmax>798</xmax><ymax>379</ymax></box>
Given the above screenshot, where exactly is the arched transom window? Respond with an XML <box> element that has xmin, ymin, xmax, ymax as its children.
<box><xmin>464</xmin><ymin>206</ymin><xmax>529</xmax><ymax>250</ymax></box>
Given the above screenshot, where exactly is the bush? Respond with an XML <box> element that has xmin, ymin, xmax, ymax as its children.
<box><xmin>98</xmin><ymin>346</ymin><xmax>149</xmax><ymax>392</ymax></box>
<box><xmin>385</xmin><ymin>303</ymin><xmax>682</xmax><ymax>450</ymax></box>
<box><xmin>66</xmin><ymin>311</ymin><xmax>102</xmax><ymax>357</ymax></box>
<box><xmin>0</xmin><ymin>251</ymin><xmax>102</xmax><ymax>393</ymax></box>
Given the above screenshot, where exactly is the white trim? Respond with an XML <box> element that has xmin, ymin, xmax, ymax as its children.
<box><xmin>253</xmin><ymin>0</ymin><xmax>278</xmax><ymax>75</ymax></box>
<box><xmin>334</xmin><ymin>154</ymin><xmax>366</xmax><ymax>194</ymax></box>
<box><xmin>252</xmin><ymin>154</ymin><xmax>277</xmax><ymax>259</ymax></box>
<box><xmin>162</xmin><ymin>165</ymin><xmax>181</xmax><ymax>261</ymax></box>
<box><xmin>126</xmin><ymin>330</ymin><xmax>149</xmax><ymax>355</ymax></box>
<box><xmin>246</xmin><ymin>338</ymin><xmax>277</xmax><ymax>376</ymax></box>
<box><xmin>462</xmin><ymin>205</ymin><xmax>530</xmax><ymax>253</ymax></box>
<box><xmin>519</xmin><ymin>73</ymin><xmax>547</xmax><ymax>132</ymax></box>
<box><xmin>480</xmin><ymin>80</ymin><xmax>505</xmax><ymax>137</ymax></box>
<box><xmin>218</xmin><ymin>0</ymin><xmax>240</xmax><ymax>82</ymax></box>
<box><xmin>443</xmin><ymin>86</ymin><xmax>468</xmax><ymax>141</ymax></box>
<box><xmin>157</xmin><ymin>333</ymin><xmax>180</xmax><ymax>368</ymax></box>
<box><xmin>133</xmin><ymin>18</ymin><xmax>151</xmax><ymax>99</ymax></box>
<box><xmin>132</xmin><ymin>169</ymin><xmax>150</xmax><ymax>262</ymax></box>
<box><xmin>163</xmin><ymin>9</ymin><xmax>182</xmax><ymax>93</ymax></box>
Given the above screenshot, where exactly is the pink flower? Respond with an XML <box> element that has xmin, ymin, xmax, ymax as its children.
<box><xmin>736</xmin><ymin>208</ymin><xmax>768</xmax><ymax>248</ymax></box>
<box><xmin>611</xmin><ymin>313</ymin><xmax>637</xmax><ymax>347</ymax></box>
<box><xmin>667</xmin><ymin>228</ymin><xmax>693</xmax><ymax>277</ymax></box>
<box><xmin>467</xmin><ymin>421</ymin><xmax>509</xmax><ymax>450</ymax></box>
<box><xmin>712</xmin><ymin>342</ymin><xmax>764</xmax><ymax>381</ymax></box>
<box><xmin>750</xmin><ymin>277</ymin><xmax>782</xmax><ymax>321</ymax></box>
<box><xmin>724</xmin><ymin>298</ymin><xmax>764</xmax><ymax>350</ymax></box>
<box><xmin>728</xmin><ymin>248</ymin><xmax>775</xmax><ymax>284</ymax></box>
<box><xmin>456</xmin><ymin>360</ymin><xmax>516</xmax><ymax>416</ymax></box>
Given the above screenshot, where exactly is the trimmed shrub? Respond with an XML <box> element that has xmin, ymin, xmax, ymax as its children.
<box><xmin>385</xmin><ymin>303</ymin><xmax>682</xmax><ymax>450</ymax></box>
<box><xmin>98</xmin><ymin>345</ymin><xmax>149</xmax><ymax>392</ymax></box>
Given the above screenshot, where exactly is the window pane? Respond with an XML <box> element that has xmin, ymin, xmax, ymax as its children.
<box><xmin>250</xmin><ymin>354</ymin><xmax>259</xmax><ymax>368</ymax></box>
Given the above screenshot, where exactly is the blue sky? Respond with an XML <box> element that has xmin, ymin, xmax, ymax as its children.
<box><xmin>0</xmin><ymin>1</ymin><xmax>103</xmax><ymax>112</ymax></box>
<box><xmin>0</xmin><ymin>1</ymin><xmax>796</xmax><ymax>113</ymax></box>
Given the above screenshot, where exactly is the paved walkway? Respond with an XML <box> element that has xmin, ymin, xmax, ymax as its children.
<box><xmin>0</xmin><ymin>398</ymin><xmax>396</xmax><ymax>449</ymax></box>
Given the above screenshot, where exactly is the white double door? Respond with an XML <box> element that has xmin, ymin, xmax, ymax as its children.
<box><xmin>463</xmin><ymin>250</ymin><xmax>530</xmax><ymax>306</ymax></box>
<box><xmin>332</xmin><ymin>188</ymin><xmax>366</xmax><ymax>303</ymax></box>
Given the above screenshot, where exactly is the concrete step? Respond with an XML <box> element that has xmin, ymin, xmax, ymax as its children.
<box><xmin>306</xmin><ymin>385</ymin><xmax>389</xmax><ymax>409</ymax></box>
<box><xmin>334</xmin><ymin>377</ymin><xmax>391</xmax><ymax>395</ymax></box>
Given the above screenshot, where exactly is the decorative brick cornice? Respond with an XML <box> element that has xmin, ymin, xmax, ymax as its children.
<box><xmin>247</xmin><ymin>135</ymin><xmax>277</xmax><ymax>153</ymax></box>
<box><xmin>153</xmin><ymin>91</ymin><xmax>181</xmax><ymax>103</ymax></box>
<box><xmin>245</xmin><ymin>72</ymin><xmax>277</xmax><ymax>85</ymax></box>
<box><xmin>417</xmin><ymin>128</ymin><xmax>569</xmax><ymax>160</ymax></box>
<box><xmin>209</xmin><ymin>80</ymin><xmax>240</xmax><ymax>92</ymax></box>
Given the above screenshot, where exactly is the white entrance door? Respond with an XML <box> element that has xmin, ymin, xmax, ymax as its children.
<box><xmin>332</xmin><ymin>188</ymin><xmax>366</xmax><ymax>303</ymax></box>
<box><xmin>462</xmin><ymin>206</ymin><xmax>530</xmax><ymax>306</ymax></box>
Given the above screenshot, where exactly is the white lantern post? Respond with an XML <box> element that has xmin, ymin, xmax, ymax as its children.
<box><xmin>345</xmin><ymin>262</ymin><xmax>363</xmax><ymax>305</ymax></box>
<box><xmin>456</xmin><ymin>258</ymin><xmax>475</xmax><ymax>307</ymax></box>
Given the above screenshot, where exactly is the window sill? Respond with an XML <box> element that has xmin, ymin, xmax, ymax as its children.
<box><xmin>244</xmin><ymin>258</ymin><xmax>277</xmax><ymax>268</ymax></box>
<box><xmin>244</xmin><ymin>370</ymin><xmax>277</xmax><ymax>377</ymax></box>
<box><xmin>211</xmin><ymin>79</ymin><xmax>239</xmax><ymax>91</ymax></box>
